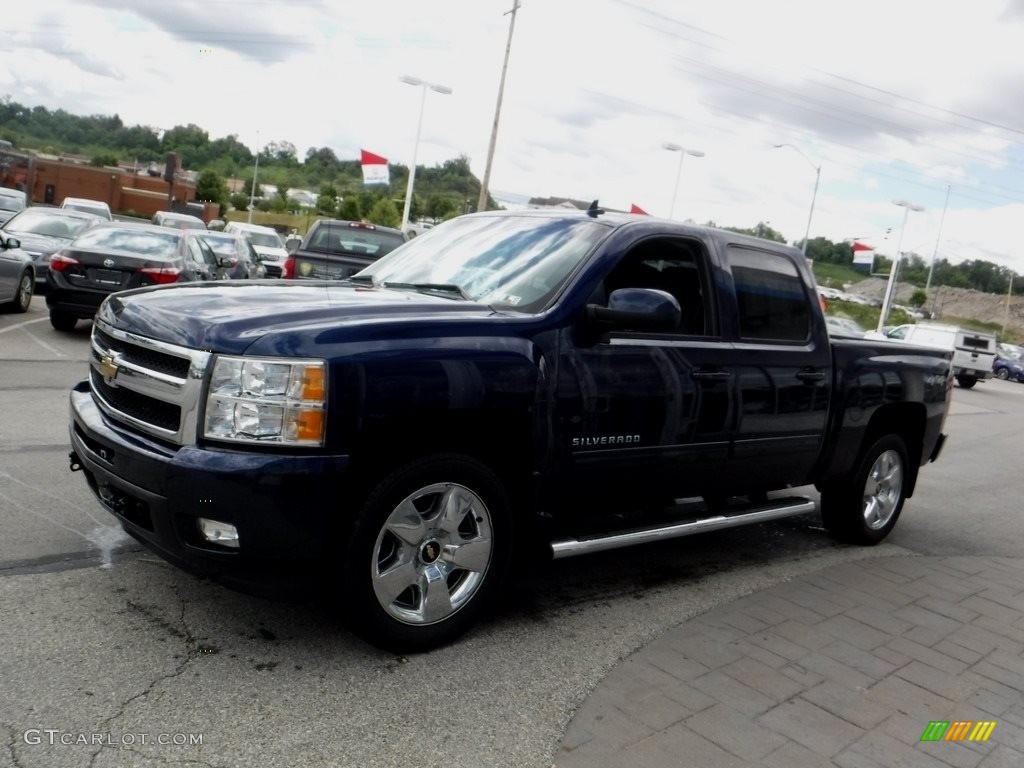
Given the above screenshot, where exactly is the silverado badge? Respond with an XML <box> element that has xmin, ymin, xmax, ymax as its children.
<box><xmin>98</xmin><ymin>355</ymin><xmax>119</xmax><ymax>383</ymax></box>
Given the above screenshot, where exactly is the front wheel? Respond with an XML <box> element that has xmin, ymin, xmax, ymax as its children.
<box><xmin>956</xmin><ymin>374</ymin><xmax>977</xmax><ymax>389</ymax></box>
<box><xmin>339</xmin><ymin>455</ymin><xmax>512</xmax><ymax>652</ymax></box>
<box><xmin>5</xmin><ymin>271</ymin><xmax>34</xmax><ymax>313</ymax></box>
<box><xmin>820</xmin><ymin>435</ymin><xmax>908</xmax><ymax>545</ymax></box>
<box><xmin>995</xmin><ymin>368</ymin><xmax>1009</xmax><ymax>380</ymax></box>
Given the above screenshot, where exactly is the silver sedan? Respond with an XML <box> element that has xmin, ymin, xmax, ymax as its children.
<box><xmin>0</xmin><ymin>232</ymin><xmax>34</xmax><ymax>313</ymax></box>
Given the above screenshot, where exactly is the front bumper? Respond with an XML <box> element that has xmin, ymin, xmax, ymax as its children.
<box><xmin>69</xmin><ymin>381</ymin><xmax>351</xmax><ymax>588</ymax></box>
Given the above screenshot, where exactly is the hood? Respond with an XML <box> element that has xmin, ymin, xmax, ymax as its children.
<box><xmin>99</xmin><ymin>281</ymin><xmax>498</xmax><ymax>354</ymax></box>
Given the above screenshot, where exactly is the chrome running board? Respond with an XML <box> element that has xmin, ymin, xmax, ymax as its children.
<box><xmin>550</xmin><ymin>497</ymin><xmax>816</xmax><ymax>559</ymax></box>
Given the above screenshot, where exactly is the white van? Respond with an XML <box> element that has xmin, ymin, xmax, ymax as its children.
<box><xmin>869</xmin><ymin>323</ymin><xmax>996</xmax><ymax>388</ymax></box>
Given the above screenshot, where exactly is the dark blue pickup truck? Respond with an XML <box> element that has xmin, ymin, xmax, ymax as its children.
<box><xmin>68</xmin><ymin>210</ymin><xmax>953</xmax><ymax>650</ymax></box>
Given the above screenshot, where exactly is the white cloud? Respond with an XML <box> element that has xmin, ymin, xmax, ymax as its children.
<box><xmin>4</xmin><ymin>0</ymin><xmax>1024</xmax><ymax>271</ymax></box>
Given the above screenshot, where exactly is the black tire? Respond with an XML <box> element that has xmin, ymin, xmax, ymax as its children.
<box><xmin>339</xmin><ymin>454</ymin><xmax>512</xmax><ymax>652</ymax></box>
<box><xmin>995</xmin><ymin>368</ymin><xmax>1009</xmax><ymax>380</ymax></box>
<box><xmin>956</xmin><ymin>374</ymin><xmax>977</xmax><ymax>389</ymax></box>
<box><xmin>4</xmin><ymin>270</ymin><xmax>34</xmax><ymax>313</ymax></box>
<box><xmin>820</xmin><ymin>434</ymin><xmax>908</xmax><ymax>545</ymax></box>
<box><xmin>49</xmin><ymin>310</ymin><xmax>77</xmax><ymax>331</ymax></box>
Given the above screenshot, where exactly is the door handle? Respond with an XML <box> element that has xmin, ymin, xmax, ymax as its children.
<box><xmin>796</xmin><ymin>369</ymin><xmax>825</xmax><ymax>383</ymax></box>
<box><xmin>691</xmin><ymin>369</ymin><xmax>732</xmax><ymax>381</ymax></box>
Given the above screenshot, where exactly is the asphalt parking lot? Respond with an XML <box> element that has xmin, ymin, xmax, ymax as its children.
<box><xmin>2</xmin><ymin>295</ymin><xmax>1022</xmax><ymax>768</ymax></box>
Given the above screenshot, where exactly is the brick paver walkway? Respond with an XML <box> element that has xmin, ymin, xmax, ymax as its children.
<box><xmin>556</xmin><ymin>556</ymin><xmax>1024</xmax><ymax>767</ymax></box>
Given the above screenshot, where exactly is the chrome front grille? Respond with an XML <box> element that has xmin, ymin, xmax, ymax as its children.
<box><xmin>90</xmin><ymin>318</ymin><xmax>212</xmax><ymax>445</ymax></box>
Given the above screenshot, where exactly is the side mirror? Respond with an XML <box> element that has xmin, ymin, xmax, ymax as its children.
<box><xmin>2</xmin><ymin>236</ymin><xmax>21</xmax><ymax>250</ymax></box>
<box><xmin>217</xmin><ymin>256</ymin><xmax>233</xmax><ymax>268</ymax></box>
<box><xmin>586</xmin><ymin>288</ymin><xmax>681</xmax><ymax>333</ymax></box>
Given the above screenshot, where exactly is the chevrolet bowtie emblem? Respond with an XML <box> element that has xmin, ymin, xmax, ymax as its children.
<box><xmin>98</xmin><ymin>355</ymin><xmax>119</xmax><ymax>382</ymax></box>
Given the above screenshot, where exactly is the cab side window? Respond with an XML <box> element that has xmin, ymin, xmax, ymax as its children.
<box><xmin>728</xmin><ymin>246</ymin><xmax>810</xmax><ymax>342</ymax></box>
<box><xmin>601</xmin><ymin>238</ymin><xmax>714</xmax><ymax>336</ymax></box>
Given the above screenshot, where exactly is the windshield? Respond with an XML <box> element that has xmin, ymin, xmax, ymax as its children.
<box><xmin>65</xmin><ymin>202</ymin><xmax>108</xmax><ymax>217</ymax></box>
<box><xmin>2</xmin><ymin>209</ymin><xmax>93</xmax><ymax>239</ymax></box>
<box><xmin>73</xmin><ymin>227</ymin><xmax>181</xmax><ymax>258</ymax></box>
<box><xmin>245</xmin><ymin>231</ymin><xmax>284</xmax><ymax>249</ymax></box>
<box><xmin>358</xmin><ymin>215</ymin><xmax>609</xmax><ymax>312</ymax></box>
<box><xmin>198</xmin><ymin>234</ymin><xmax>238</xmax><ymax>257</ymax></box>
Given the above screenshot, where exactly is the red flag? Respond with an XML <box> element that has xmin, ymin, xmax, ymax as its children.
<box><xmin>630</xmin><ymin>204</ymin><xmax>648</xmax><ymax>215</ymax></box>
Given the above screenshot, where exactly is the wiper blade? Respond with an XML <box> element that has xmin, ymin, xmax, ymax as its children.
<box><xmin>382</xmin><ymin>282</ymin><xmax>470</xmax><ymax>300</ymax></box>
<box><xmin>346</xmin><ymin>274</ymin><xmax>376</xmax><ymax>285</ymax></box>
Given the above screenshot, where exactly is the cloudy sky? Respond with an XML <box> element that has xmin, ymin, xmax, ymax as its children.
<box><xmin>3</xmin><ymin>0</ymin><xmax>1024</xmax><ymax>271</ymax></box>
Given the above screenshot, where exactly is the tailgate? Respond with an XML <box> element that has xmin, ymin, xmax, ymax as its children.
<box><xmin>292</xmin><ymin>251</ymin><xmax>372</xmax><ymax>280</ymax></box>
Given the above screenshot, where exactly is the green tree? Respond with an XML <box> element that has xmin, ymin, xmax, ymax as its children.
<box><xmin>337</xmin><ymin>196</ymin><xmax>361</xmax><ymax>221</ymax></box>
<box><xmin>318</xmin><ymin>182</ymin><xmax>339</xmax><ymax>215</ymax></box>
<box><xmin>722</xmin><ymin>221</ymin><xmax>787</xmax><ymax>243</ymax></box>
<box><xmin>424</xmin><ymin>194</ymin><xmax>456</xmax><ymax>222</ymax></box>
<box><xmin>229</xmin><ymin>192</ymin><xmax>251</xmax><ymax>211</ymax></box>
<box><xmin>366</xmin><ymin>196</ymin><xmax>400</xmax><ymax>228</ymax></box>
<box><xmin>90</xmin><ymin>152</ymin><xmax>119</xmax><ymax>167</ymax></box>
<box><xmin>909</xmin><ymin>289</ymin><xmax>928</xmax><ymax>308</ymax></box>
<box><xmin>196</xmin><ymin>169</ymin><xmax>229</xmax><ymax>211</ymax></box>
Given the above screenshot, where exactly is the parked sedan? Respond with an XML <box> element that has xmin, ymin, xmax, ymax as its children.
<box><xmin>152</xmin><ymin>210</ymin><xmax>207</xmax><ymax>230</ymax></box>
<box><xmin>46</xmin><ymin>222</ymin><xmax>219</xmax><ymax>331</ymax></box>
<box><xmin>195</xmin><ymin>231</ymin><xmax>265</xmax><ymax>279</ymax></box>
<box><xmin>0</xmin><ymin>187</ymin><xmax>27</xmax><ymax>226</ymax></box>
<box><xmin>993</xmin><ymin>345</ymin><xmax>1024</xmax><ymax>382</ymax></box>
<box><xmin>0</xmin><ymin>207</ymin><xmax>100</xmax><ymax>289</ymax></box>
<box><xmin>0</xmin><ymin>232</ymin><xmax>34</xmax><ymax>313</ymax></box>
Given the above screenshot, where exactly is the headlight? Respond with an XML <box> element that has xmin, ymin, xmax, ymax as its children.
<box><xmin>203</xmin><ymin>356</ymin><xmax>326</xmax><ymax>446</ymax></box>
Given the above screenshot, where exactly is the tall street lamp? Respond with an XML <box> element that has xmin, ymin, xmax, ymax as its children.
<box><xmin>878</xmin><ymin>199</ymin><xmax>925</xmax><ymax>332</ymax></box>
<box><xmin>399</xmin><ymin>75</ymin><xmax>452</xmax><ymax>234</ymax></box>
<box><xmin>247</xmin><ymin>130</ymin><xmax>261</xmax><ymax>224</ymax></box>
<box><xmin>774</xmin><ymin>143</ymin><xmax>821</xmax><ymax>257</ymax></box>
<box><xmin>662</xmin><ymin>143</ymin><xmax>704</xmax><ymax>220</ymax></box>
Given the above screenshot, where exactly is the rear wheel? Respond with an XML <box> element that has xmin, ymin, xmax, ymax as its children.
<box><xmin>820</xmin><ymin>435</ymin><xmax>908</xmax><ymax>545</ymax></box>
<box><xmin>956</xmin><ymin>374</ymin><xmax>977</xmax><ymax>389</ymax></box>
<box><xmin>49</xmin><ymin>310</ymin><xmax>77</xmax><ymax>331</ymax></box>
<box><xmin>339</xmin><ymin>455</ymin><xmax>511</xmax><ymax>652</ymax></box>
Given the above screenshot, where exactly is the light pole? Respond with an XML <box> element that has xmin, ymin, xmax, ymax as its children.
<box><xmin>399</xmin><ymin>75</ymin><xmax>452</xmax><ymax>234</ymax></box>
<box><xmin>477</xmin><ymin>0</ymin><xmax>520</xmax><ymax>214</ymax></box>
<box><xmin>247</xmin><ymin>130</ymin><xmax>261</xmax><ymax>224</ymax></box>
<box><xmin>662</xmin><ymin>143</ymin><xmax>704</xmax><ymax>220</ymax></box>
<box><xmin>878</xmin><ymin>199</ymin><xmax>925</xmax><ymax>332</ymax></box>
<box><xmin>774</xmin><ymin>143</ymin><xmax>821</xmax><ymax>257</ymax></box>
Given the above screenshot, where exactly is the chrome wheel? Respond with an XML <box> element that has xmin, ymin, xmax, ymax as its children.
<box><xmin>16</xmin><ymin>272</ymin><xmax>32</xmax><ymax>311</ymax></box>
<box><xmin>996</xmin><ymin>368</ymin><xmax>1009</xmax><ymax>380</ymax></box>
<box><xmin>371</xmin><ymin>483</ymin><xmax>493</xmax><ymax>626</ymax></box>
<box><xmin>862</xmin><ymin>449</ymin><xmax>903</xmax><ymax>530</ymax></box>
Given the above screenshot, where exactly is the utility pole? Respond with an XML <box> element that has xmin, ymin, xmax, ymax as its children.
<box><xmin>926</xmin><ymin>184</ymin><xmax>951</xmax><ymax>296</ymax></box>
<box><xmin>1003</xmin><ymin>273</ymin><xmax>1015</xmax><ymax>337</ymax></box>
<box><xmin>477</xmin><ymin>0</ymin><xmax>520</xmax><ymax>214</ymax></box>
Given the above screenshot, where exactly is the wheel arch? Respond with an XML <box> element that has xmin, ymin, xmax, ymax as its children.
<box><xmin>859</xmin><ymin>402</ymin><xmax>926</xmax><ymax>497</ymax></box>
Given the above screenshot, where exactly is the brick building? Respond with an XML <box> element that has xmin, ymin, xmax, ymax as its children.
<box><xmin>0</xmin><ymin>149</ymin><xmax>218</xmax><ymax>221</ymax></box>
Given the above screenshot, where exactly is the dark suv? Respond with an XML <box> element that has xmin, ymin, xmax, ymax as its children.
<box><xmin>46</xmin><ymin>223</ymin><xmax>219</xmax><ymax>331</ymax></box>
